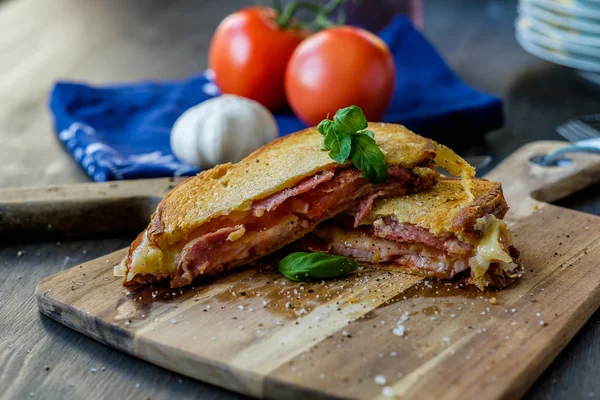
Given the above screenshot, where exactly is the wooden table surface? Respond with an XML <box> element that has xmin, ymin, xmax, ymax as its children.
<box><xmin>0</xmin><ymin>0</ymin><xmax>598</xmax><ymax>399</ymax></box>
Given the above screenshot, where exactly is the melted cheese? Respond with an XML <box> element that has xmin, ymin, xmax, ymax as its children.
<box><xmin>118</xmin><ymin>231</ymin><xmax>170</xmax><ymax>282</ymax></box>
<box><xmin>113</xmin><ymin>258</ymin><xmax>126</xmax><ymax>277</ymax></box>
<box><xmin>469</xmin><ymin>216</ymin><xmax>514</xmax><ymax>281</ymax></box>
<box><xmin>434</xmin><ymin>143</ymin><xmax>476</xmax><ymax>200</ymax></box>
<box><xmin>226</xmin><ymin>226</ymin><xmax>246</xmax><ymax>241</ymax></box>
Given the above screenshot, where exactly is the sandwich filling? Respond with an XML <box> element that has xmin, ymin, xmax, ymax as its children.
<box><xmin>116</xmin><ymin>165</ymin><xmax>436</xmax><ymax>287</ymax></box>
<box><xmin>300</xmin><ymin>214</ymin><xmax>522</xmax><ymax>289</ymax></box>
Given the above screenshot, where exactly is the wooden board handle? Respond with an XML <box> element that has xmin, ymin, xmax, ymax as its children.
<box><xmin>484</xmin><ymin>140</ymin><xmax>600</xmax><ymax>222</ymax></box>
<box><xmin>0</xmin><ymin>177</ymin><xmax>185</xmax><ymax>239</ymax></box>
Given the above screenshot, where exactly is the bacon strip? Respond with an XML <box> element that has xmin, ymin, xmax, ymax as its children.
<box><xmin>252</xmin><ymin>170</ymin><xmax>336</xmax><ymax>215</ymax></box>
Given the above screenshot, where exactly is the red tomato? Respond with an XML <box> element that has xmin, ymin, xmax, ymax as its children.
<box><xmin>209</xmin><ymin>7</ymin><xmax>307</xmax><ymax>111</ymax></box>
<box><xmin>285</xmin><ymin>26</ymin><xmax>396</xmax><ymax>126</ymax></box>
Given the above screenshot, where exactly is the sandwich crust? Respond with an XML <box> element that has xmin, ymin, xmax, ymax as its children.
<box><xmin>358</xmin><ymin>178</ymin><xmax>508</xmax><ymax>244</ymax></box>
<box><xmin>149</xmin><ymin>123</ymin><xmax>436</xmax><ymax>247</ymax></box>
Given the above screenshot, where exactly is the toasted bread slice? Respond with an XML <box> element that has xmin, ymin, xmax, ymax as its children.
<box><xmin>302</xmin><ymin>178</ymin><xmax>523</xmax><ymax>289</ymax></box>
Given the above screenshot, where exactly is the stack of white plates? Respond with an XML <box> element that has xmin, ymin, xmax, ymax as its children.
<box><xmin>516</xmin><ymin>0</ymin><xmax>600</xmax><ymax>84</ymax></box>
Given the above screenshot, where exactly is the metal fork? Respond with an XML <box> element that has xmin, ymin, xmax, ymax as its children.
<box><xmin>530</xmin><ymin>116</ymin><xmax>600</xmax><ymax>166</ymax></box>
<box><xmin>557</xmin><ymin>114</ymin><xmax>600</xmax><ymax>142</ymax></box>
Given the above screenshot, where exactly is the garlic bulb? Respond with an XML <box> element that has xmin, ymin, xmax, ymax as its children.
<box><xmin>170</xmin><ymin>95</ymin><xmax>279</xmax><ymax>168</ymax></box>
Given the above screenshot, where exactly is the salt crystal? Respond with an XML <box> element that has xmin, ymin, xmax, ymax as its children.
<box><xmin>238</xmin><ymin>305</ymin><xmax>244</xmax><ymax>311</ymax></box>
<box><xmin>535</xmin><ymin>312</ymin><xmax>541</xmax><ymax>317</ymax></box>
<box><xmin>374</xmin><ymin>375</ymin><xmax>387</xmax><ymax>385</ymax></box>
<box><xmin>382</xmin><ymin>387</ymin><xmax>394</xmax><ymax>397</ymax></box>
<box><xmin>170</xmin><ymin>318</ymin><xmax>177</xmax><ymax>324</ymax></box>
<box><xmin>511</xmin><ymin>308</ymin><xmax>517</xmax><ymax>313</ymax></box>
<box><xmin>442</xmin><ymin>336</ymin><xmax>450</xmax><ymax>344</ymax></box>
<box><xmin>393</xmin><ymin>326</ymin><xmax>405</xmax><ymax>337</ymax></box>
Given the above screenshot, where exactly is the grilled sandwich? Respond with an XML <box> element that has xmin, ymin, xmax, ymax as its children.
<box><xmin>300</xmin><ymin>178</ymin><xmax>523</xmax><ymax>289</ymax></box>
<box><xmin>115</xmin><ymin>123</ymin><xmax>475</xmax><ymax>288</ymax></box>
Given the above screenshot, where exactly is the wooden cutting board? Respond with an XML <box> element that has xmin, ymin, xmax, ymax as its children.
<box><xmin>32</xmin><ymin>141</ymin><xmax>600</xmax><ymax>400</ymax></box>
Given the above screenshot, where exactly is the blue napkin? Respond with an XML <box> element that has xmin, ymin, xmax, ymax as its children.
<box><xmin>49</xmin><ymin>16</ymin><xmax>503</xmax><ymax>182</ymax></box>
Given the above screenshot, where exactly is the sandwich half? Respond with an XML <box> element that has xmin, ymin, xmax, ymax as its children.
<box><xmin>299</xmin><ymin>178</ymin><xmax>523</xmax><ymax>289</ymax></box>
<box><xmin>115</xmin><ymin>124</ymin><xmax>472</xmax><ymax>288</ymax></box>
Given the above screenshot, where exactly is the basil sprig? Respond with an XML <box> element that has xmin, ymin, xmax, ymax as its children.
<box><xmin>277</xmin><ymin>252</ymin><xmax>360</xmax><ymax>282</ymax></box>
<box><xmin>318</xmin><ymin>106</ymin><xmax>388</xmax><ymax>183</ymax></box>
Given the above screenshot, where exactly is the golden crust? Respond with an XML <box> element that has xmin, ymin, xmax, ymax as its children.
<box><xmin>360</xmin><ymin>178</ymin><xmax>508</xmax><ymax>243</ymax></box>
<box><xmin>149</xmin><ymin>123</ymin><xmax>436</xmax><ymax>247</ymax></box>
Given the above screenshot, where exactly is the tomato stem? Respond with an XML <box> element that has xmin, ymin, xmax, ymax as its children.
<box><xmin>273</xmin><ymin>0</ymin><xmax>356</xmax><ymax>30</ymax></box>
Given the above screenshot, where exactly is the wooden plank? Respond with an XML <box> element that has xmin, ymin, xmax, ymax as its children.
<box><xmin>33</xmin><ymin>142</ymin><xmax>600</xmax><ymax>399</ymax></box>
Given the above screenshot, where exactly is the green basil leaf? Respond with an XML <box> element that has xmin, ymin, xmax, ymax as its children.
<box><xmin>318</xmin><ymin>106</ymin><xmax>389</xmax><ymax>183</ymax></box>
<box><xmin>318</xmin><ymin>119</ymin><xmax>334</xmax><ymax>139</ymax></box>
<box><xmin>333</xmin><ymin>105</ymin><xmax>368</xmax><ymax>135</ymax></box>
<box><xmin>278</xmin><ymin>252</ymin><xmax>360</xmax><ymax>282</ymax></box>
<box><xmin>362</xmin><ymin>129</ymin><xmax>375</xmax><ymax>139</ymax></box>
<box><xmin>349</xmin><ymin>133</ymin><xmax>388</xmax><ymax>183</ymax></box>
<box><xmin>324</xmin><ymin>130</ymin><xmax>352</xmax><ymax>164</ymax></box>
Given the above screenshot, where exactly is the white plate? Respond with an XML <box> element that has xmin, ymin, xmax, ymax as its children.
<box><xmin>516</xmin><ymin>29</ymin><xmax>600</xmax><ymax>72</ymax></box>
<box><xmin>527</xmin><ymin>0</ymin><xmax>600</xmax><ymax>19</ymax></box>
<box><xmin>517</xmin><ymin>17</ymin><xmax>600</xmax><ymax>57</ymax></box>
<box><xmin>519</xmin><ymin>1</ymin><xmax>600</xmax><ymax>33</ymax></box>
<box><xmin>520</xmin><ymin>14</ymin><xmax>600</xmax><ymax>46</ymax></box>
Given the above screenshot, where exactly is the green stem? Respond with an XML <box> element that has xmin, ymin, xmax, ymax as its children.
<box><xmin>275</xmin><ymin>1</ymin><xmax>321</xmax><ymax>28</ymax></box>
<box><xmin>273</xmin><ymin>0</ymin><xmax>356</xmax><ymax>30</ymax></box>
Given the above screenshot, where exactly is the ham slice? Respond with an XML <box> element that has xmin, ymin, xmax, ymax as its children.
<box><xmin>373</xmin><ymin>217</ymin><xmax>473</xmax><ymax>256</ymax></box>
